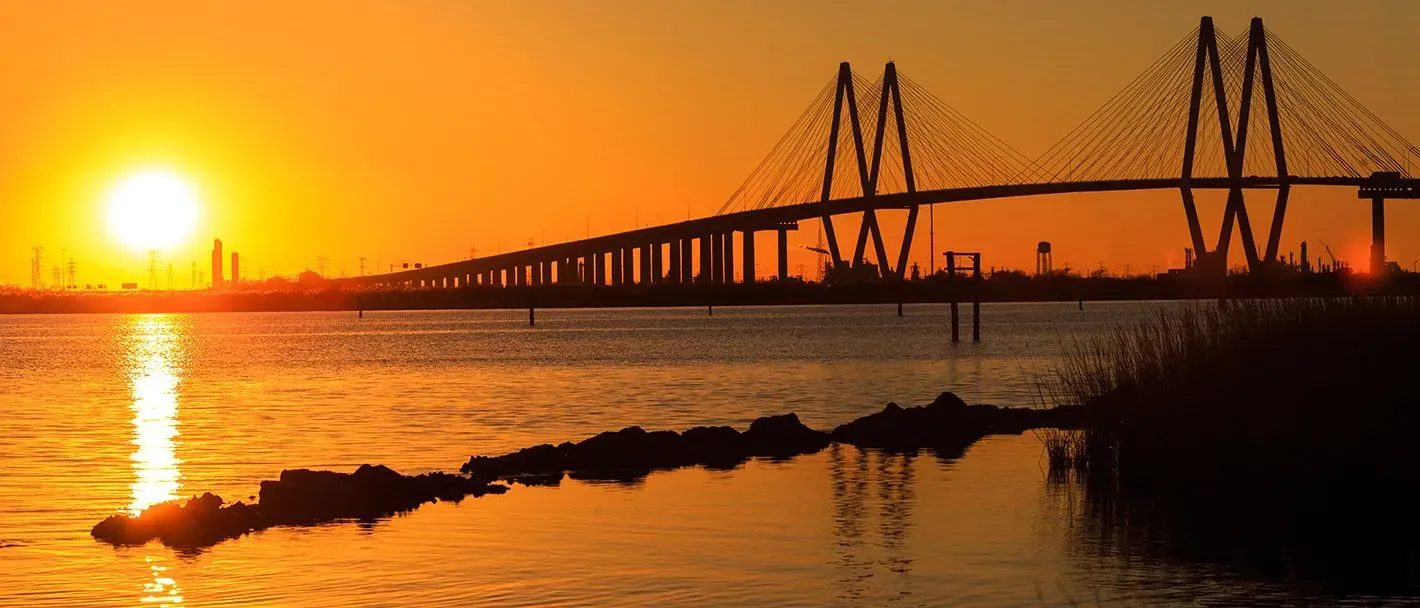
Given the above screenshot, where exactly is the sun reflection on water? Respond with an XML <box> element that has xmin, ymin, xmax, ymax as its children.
<box><xmin>123</xmin><ymin>315</ymin><xmax>186</xmax><ymax>604</ymax></box>
<box><xmin>126</xmin><ymin>315</ymin><xmax>185</xmax><ymax>514</ymax></box>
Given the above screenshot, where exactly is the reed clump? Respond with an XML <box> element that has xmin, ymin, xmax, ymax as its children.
<box><xmin>1044</xmin><ymin>297</ymin><xmax>1420</xmax><ymax>590</ymax></box>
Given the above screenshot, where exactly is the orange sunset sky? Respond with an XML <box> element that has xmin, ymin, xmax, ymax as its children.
<box><xmin>1</xmin><ymin>0</ymin><xmax>1416</xmax><ymax>287</ymax></box>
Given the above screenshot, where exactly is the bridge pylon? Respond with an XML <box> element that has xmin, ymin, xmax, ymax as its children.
<box><xmin>1181</xmin><ymin>16</ymin><xmax>1288</xmax><ymax>275</ymax></box>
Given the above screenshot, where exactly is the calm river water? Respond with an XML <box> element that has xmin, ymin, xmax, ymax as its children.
<box><xmin>0</xmin><ymin>303</ymin><xmax>1397</xmax><ymax>606</ymax></box>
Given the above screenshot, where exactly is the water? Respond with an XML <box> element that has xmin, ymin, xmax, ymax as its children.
<box><xmin>0</xmin><ymin>303</ymin><xmax>1398</xmax><ymax>606</ymax></box>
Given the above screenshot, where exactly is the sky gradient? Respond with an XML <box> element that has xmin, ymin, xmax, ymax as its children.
<box><xmin>1</xmin><ymin>0</ymin><xmax>1416</xmax><ymax>286</ymax></box>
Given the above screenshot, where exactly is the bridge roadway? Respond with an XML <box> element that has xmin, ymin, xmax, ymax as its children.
<box><xmin>335</xmin><ymin>176</ymin><xmax>1391</xmax><ymax>289</ymax></box>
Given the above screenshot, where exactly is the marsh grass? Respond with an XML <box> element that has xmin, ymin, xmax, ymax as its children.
<box><xmin>1040</xmin><ymin>297</ymin><xmax>1420</xmax><ymax>591</ymax></box>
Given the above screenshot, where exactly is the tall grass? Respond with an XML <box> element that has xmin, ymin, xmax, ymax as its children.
<box><xmin>1041</xmin><ymin>298</ymin><xmax>1420</xmax><ymax>591</ymax></box>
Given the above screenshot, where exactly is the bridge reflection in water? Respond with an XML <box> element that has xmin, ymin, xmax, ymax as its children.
<box><xmin>830</xmin><ymin>445</ymin><xmax>917</xmax><ymax>603</ymax></box>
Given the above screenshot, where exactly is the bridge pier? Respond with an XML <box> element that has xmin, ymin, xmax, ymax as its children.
<box><xmin>594</xmin><ymin>253</ymin><xmax>606</xmax><ymax>285</ymax></box>
<box><xmin>651</xmin><ymin>243</ymin><xmax>664</xmax><ymax>283</ymax></box>
<box><xmin>777</xmin><ymin>229</ymin><xmax>788</xmax><ymax>280</ymax></box>
<box><xmin>611</xmin><ymin>249</ymin><xmax>623</xmax><ymax>285</ymax></box>
<box><xmin>723</xmin><ymin>232</ymin><xmax>735</xmax><ymax>283</ymax></box>
<box><xmin>743</xmin><ymin>230</ymin><xmax>755</xmax><ymax>283</ymax></box>
<box><xmin>622</xmin><ymin>246</ymin><xmax>635</xmax><ymax>285</ymax></box>
<box><xmin>699</xmin><ymin>235</ymin><xmax>712</xmax><ymax>283</ymax></box>
<box><xmin>709</xmin><ymin>233</ymin><xmax>722</xmax><ymax>283</ymax></box>
<box><xmin>1372</xmin><ymin>196</ymin><xmax>1386</xmax><ymax>275</ymax></box>
<box><xmin>638</xmin><ymin>244</ymin><xmax>651</xmax><ymax>284</ymax></box>
<box><xmin>668</xmin><ymin>239</ymin><xmax>682</xmax><ymax>283</ymax></box>
<box><xmin>681</xmin><ymin>239</ymin><xmax>694</xmax><ymax>283</ymax></box>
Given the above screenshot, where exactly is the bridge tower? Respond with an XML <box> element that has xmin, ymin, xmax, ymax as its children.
<box><xmin>1180</xmin><ymin>17</ymin><xmax>1287</xmax><ymax>275</ymax></box>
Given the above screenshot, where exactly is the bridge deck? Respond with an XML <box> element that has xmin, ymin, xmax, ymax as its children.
<box><xmin>338</xmin><ymin>176</ymin><xmax>1389</xmax><ymax>286</ymax></box>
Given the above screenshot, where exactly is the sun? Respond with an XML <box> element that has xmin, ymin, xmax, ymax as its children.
<box><xmin>106</xmin><ymin>170</ymin><xmax>200</xmax><ymax>251</ymax></box>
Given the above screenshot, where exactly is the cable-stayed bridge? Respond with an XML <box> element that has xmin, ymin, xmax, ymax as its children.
<box><xmin>341</xmin><ymin>17</ymin><xmax>1419</xmax><ymax>290</ymax></box>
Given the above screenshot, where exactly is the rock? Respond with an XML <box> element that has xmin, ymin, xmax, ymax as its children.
<box><xmin>831</xmin><ymin>396</ymin><xmax>1065</xmax><ymax>452</ymax></box>
<box><xmin>92</xmin><ymin>466</ymin><xmax>507</xmax><ymax>549</ymax></box>
<box><xmin>743</xmin><ymin>413</ymin><xmax>831</xmax><ymax>457</ymax></box>
<box><xmin>930</xmin><ymin>392</ymin><xmax>970</xmax><ymax>409</ymax></box>
<box><xmin>680</xmin><ymin>425</ymin><xmax>747</xmax><ymax>469</ymax></box>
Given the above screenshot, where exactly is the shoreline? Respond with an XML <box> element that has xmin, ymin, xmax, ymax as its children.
<box><xmin>5</xmin><ymin>272</ymin><xmax>1414</xmax><ymax>315</ymax></box>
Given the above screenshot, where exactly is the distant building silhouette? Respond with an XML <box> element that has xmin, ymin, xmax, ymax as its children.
<box><xmin>298</xmin><ymin>269</ymin><xmax>323</xmax><ymax>288</ymax></box>
<box><xmin>211</xmin><ymin>239</ymin><xmax>224</xmax><ymax>289</ymax></box>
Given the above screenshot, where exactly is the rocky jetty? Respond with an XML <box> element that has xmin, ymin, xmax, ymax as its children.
<box><xmin>830</xmin><ymin>392</ymin><xmax>1081</xmax><ymax>452</ymax></box>
<box><xmin>462</xmin><ymin>393</ymin><xmax>1078</xmax><ymax>483</ymax></box>
<box><xmin>92</xmin><ymin>392</ymin><xmax>1077</xmax><ymax>549</ymax></box>
<box><xmin>461</xmin><ymin>412</ymin><xmax>832</xmax><ymax>483</ymax></box>
<box><xmin>91</xmin><ymin>464</ymin><xmax>507</xmax><ymax>548</ymax></box>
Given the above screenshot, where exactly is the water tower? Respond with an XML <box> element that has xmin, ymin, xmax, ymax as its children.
<box><xmin>1036</xmin><ymin>241</ymin><xmax>1053</xmax><ymax>276</ymax></box>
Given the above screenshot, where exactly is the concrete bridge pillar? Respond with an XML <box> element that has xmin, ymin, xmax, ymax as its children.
<box><xmin>595</xmin><ymin>252</ymin><xmax>607</xmax><ymax>285</ymax></box>
<box><xmin>743</xmin><ymin>230</ymin><xmax>755</xmax><ymax>284</ymax></box>
<box><xmin>777</xmin><ymin>229</ymin><xmax>789</xmax><ymax>280</ymax></box>
<box><xmin>723</xmin><ymin>232</ymin><xmax>735</xmax><ymax>284</ymax></box>
<box><xmin>610</xmin><ymin>250</ymin><xmax>623</xmax><ymax>285</ymax></box>
<box><xmin>651</xmin><ymin>243</ymin><xmax>664</xmax><ymax>283</ymax></box>
<box><xmin>636</xmin><ymin>244</ymin><xmax>649</xmax><ymax>284</ymax></box>
<box><xmin>668</xmin><ymin>239</ymin><xmax>682</xmax><ymax>283</ymax></box>
<box><xmin>1372</xmin><ymin>196</ymin><xmax>1387</xmax><ymax>275</ymax></box>
<box><xmin>710</xmin><ymin>233</ymin><xmax>723</xmax><ymax>283</ymax></box>
<box><xmin>681</xmin><ymin>239</ymin><xmax>694</xmax><ymax>283</ymax></box>
<box><xmin>622</xmin><ymin>247</ymin><xmax>635</xmax><ymax>285</ymax></box>
<box><xmin>699</xmin><ymin>235</ymin><xmax>712</xmax><ymax>282</ymax></box>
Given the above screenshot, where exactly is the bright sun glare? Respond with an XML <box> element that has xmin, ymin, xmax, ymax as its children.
<box><xmin>106</xmin><ymin>170</ymin><xmax>200</xmax><ymax>251</ymax></box>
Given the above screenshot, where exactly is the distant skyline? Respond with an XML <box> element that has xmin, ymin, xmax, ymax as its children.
<box><xmin>1</xmin><ymin>1</ymin><xmax>1416</xmax><ymax>286</ymax></box>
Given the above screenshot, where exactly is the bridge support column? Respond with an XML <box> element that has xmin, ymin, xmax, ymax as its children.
<box><xmin>595</xmin><ymin>253</ymin><xmax>606</xmax><ymax>285</ymax></box>
<box><xmin>743</xmin><ymin>230</ymin><xmax>755</xmax><ymax>283</ymax></box>
<box><xmin>610</xmin><ymin>250</ymin><xmax>622</xmax><ymax>285</ymax></box>
<box><xmin>651</xmin><ymin>243</ymin><xmax>664</xmax><ymax>283</ymax></box>
<box><xmin>622</xmin><ymin>247</ymin><xmax>635</xmax><ymax>285</ymax></box>
<box><xmin>710</xmin><ymin>233</ymin><xmax>723</xmax><ymax>283</ymax></box>
<box><xmin>723</xmin><ymin>232</ymin><xmax>735</xmax><ymax>284</ymax></box>
<box><xmin>699</xmin><ymin>235</ymin><xmax>712</xmax><ymax>283</ymax></box>
<box><xmin>668</xmin><ymin>239</ymin><xmax>682</xmax><ymax>284</ymax></box>
<box><xmin>638</xmin><ymin>244</ymin><xmax>651</xmax><ymax>284</ymax></box>
<box><xmin>777</xmin><ymin>229</ymin><xmax>789</xmax><ymax>280</ymax></box>
<box><xmin>681</xmin><ymin>239</ymin><xmax>694</xmax><ymax>283</ymax></box>
<box><xmin>1372</xmin><ymin>196</ymin><xmax>1387</xmax><ymax>275</ymax></box>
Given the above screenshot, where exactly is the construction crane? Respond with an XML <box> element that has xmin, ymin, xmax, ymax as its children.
<box><xmin>1318</xmin><ymin>240</ymin><xmax>1339</xmax><ymax>271</ymax></box>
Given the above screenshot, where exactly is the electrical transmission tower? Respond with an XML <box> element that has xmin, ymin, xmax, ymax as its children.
<box><xmin>66</xmin><ymin>259</ymin><xmax>77</xmax><ymax>290</ymax></box>
<box><xmin>358</xmin><ymin>256</ymin><xmax>367</xmax><ymax>276</ymax></box>
<box><xmin>313</xmin><ymin>256</ymin><xmax>330</xmax><ymax>277</ymax></box>
<box><xmin>30</xmin><ymin>247</ymin><xmax>43</xmax><ymax>290</ymax></box>
<box><xmin>147</xmin><ymin>250</ymin><xmax>159</xmax><ymax>291</ymax></box>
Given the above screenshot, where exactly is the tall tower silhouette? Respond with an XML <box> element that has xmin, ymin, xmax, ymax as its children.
<box><xmin>211</xmin><ymin>239</ymin><xmax>225</xmax><ymax>289</ymax></box>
